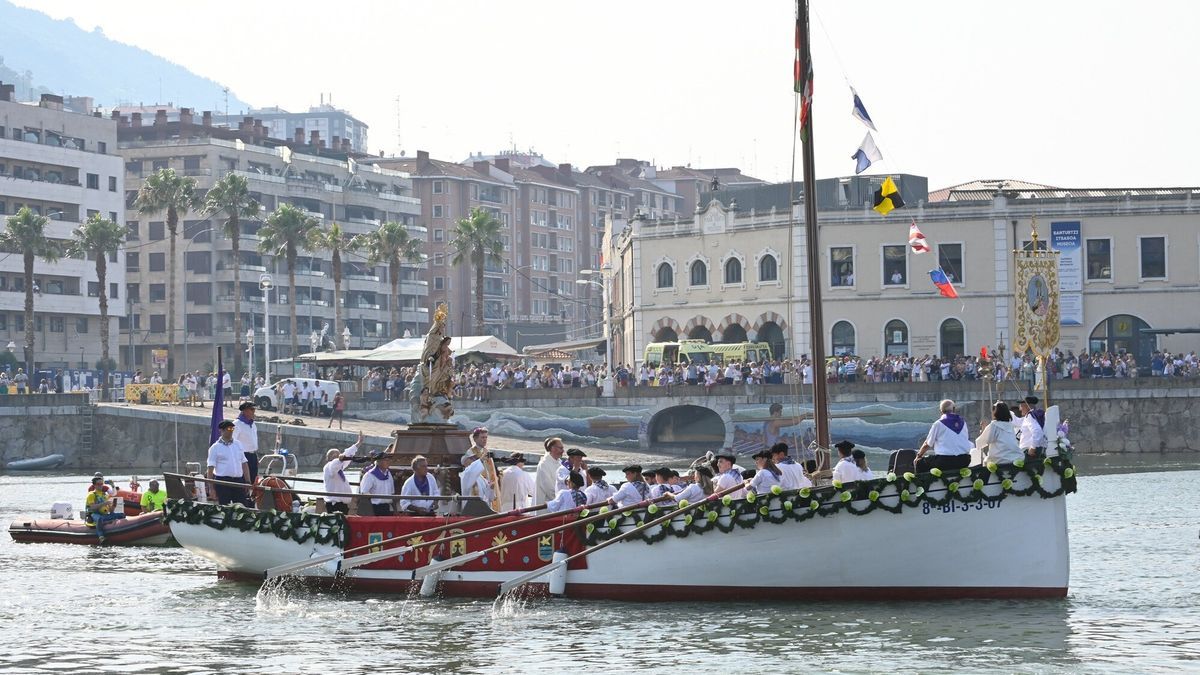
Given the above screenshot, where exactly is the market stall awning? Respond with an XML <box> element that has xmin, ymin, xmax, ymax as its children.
<box><xmin>357</xmin><ymin>335</ymin><xmax>521</xmax><ymax>364</ymax></box>
<box><xmin>289</xmin><ymin>349</ymin><xmax>376</xmax><ymax>364</ymax></box>
<box><xmin>522</xmin><ymin>336</ymin><xmax>605</xmax><ymax>355</ymax></box>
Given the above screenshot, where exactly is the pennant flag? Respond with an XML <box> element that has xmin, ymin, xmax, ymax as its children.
<box><xmin>851</xmin><ymin>132</ymin><xmax>883</xmax><ymax>174</ymax></box>
<box><xmin>209</xmin><ymin>347</ymin><xmax>225</xmax><ymax>444</ymax></box>
<box><xmin>794</xmin><ymin>10</ymin><xmax>813</xmax><ymax>133</ymax></box>
<box><xmin>872</xmin><ymin>176</ymin><xmax>905</xmax><ymax>216</ymax></box>
<box><xmin>851</xmin><ymin>87</ymin><xmax>877</xmax><ymax>131</ymax></box>
<box><xmin>908</xmin><ymin>220</ymin><xmax>931</xmax><ymax>254</ymax></box>
<box><xmin>930</xmin><ymin>267</ymin><xmax>959</xmax><ymax>299</ymax></box>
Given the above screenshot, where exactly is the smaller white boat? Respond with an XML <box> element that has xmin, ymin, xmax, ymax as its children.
<box><xmin>4</xmin><ymin>454</ymin><xmax>66</xmax><ymax>471</ymax></box>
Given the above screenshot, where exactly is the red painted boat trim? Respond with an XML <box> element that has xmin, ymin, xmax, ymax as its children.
<box><xmin>220</xmin><ymin>570</ymin><xmax>1065</xmax><ymax>602</ymax></box>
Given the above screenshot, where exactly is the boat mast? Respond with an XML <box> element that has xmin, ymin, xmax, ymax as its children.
<box><xmin>798</xmin><ymin>0</ymin><xmax>830</xmax><ymax>448</ymax></box>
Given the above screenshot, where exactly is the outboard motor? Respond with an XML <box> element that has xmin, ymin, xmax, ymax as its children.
<box><xmin>50</xmin><ymin>502</ymin><xmax>73</xmax><ymax>520</ymax></box>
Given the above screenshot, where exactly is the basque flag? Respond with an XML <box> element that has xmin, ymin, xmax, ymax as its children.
<box><xmin>909</xmin><ymin>220</ymin><xmax>931</xmax><ymax>254</ymax></box>
<box><xmin>929</xmin><ymin>267</ymin><xmax>959</xmax><ymax>299</ymax></box>
<box><xmin>209</xmin><ymin>347</ymin><xmax>225</xmax><ymax>444</ymax></box>
<box><xmin>851</xmin><ymin>87</ymin><xmax>877</xmax><ymax>131</ymax></box>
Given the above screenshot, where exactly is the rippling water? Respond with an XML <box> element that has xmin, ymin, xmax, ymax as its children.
<box><xmin>2</xmin><ymin>457</ymin><xmax>1197</xmax><ymax>674</ymax></box>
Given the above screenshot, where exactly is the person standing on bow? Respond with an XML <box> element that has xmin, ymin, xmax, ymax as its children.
<box><xmin>545</xmin><ymin>472</ymin><xmax>588</xmax><ymax>513</ymax></box>
<box><xmin>535</xmin><ymin>437</ymin><xmax>567</xmax><ymax>505</ymax></box>
<box><xmin>1018</xmin><ymin>395</ymin><xmax>1047</xmax><ymax>459</ymax></box>
<box><xmin>400</xmin><ymin>455</ymin><xmax>441</xmax><ymax>516</ymax></box>
<box><xmin>358</xmin><ymin>449</ymin><xmax>397</xmax><ymax>516</ymax></box>
<box><xmin>206</xmin><ymin>420</ymin><xmax>251</xmax><ymax>506</ymax></box>
<box><xmin>322</xmin><ymin>430</ymin><xmax>362</xmax><ymax>514</ymax></box>
<box><xmin>914</xmin><ymin>399</ymin><xmax>973</xmax><ymax>474</ymax></box>
<box><xmin>608</xmin><ymin>465</ymin><xmax>652</xmax><ymax>508</ymax></box>
<box><xmin>466</xmin><ymin>427</ymin><xmax>501</xmax><ymax>512</ymax></box>
<box><xmin>233</xmin><ymin>401</ymin><xmax>260</xmax><ymax>484</ymax></box>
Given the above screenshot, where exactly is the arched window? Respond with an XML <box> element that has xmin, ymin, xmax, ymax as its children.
<box><xmin>656</xmin><ymin>262</ymin><xmax>673</xmax><ymax>289</ymax></box>
<box><xmin>690</xmin><ymin>260</ymin><xmax>708</xmax><ymax>286</ymax></box>
<box><xmin>884</xmin><ymin>319</ymin><xmax>909</xmax><ymax>356</ymax></box>
<box><xmin>759</xmin><ymin>254</ymin><xmax>778</xmax><ymax>282</ymax></box>
<box><xmin>831</xmin><ymin>321</ymin><xmax>856</xmax><ymax>356</ymax></box>
<box><xmin>1090</xmin><ymin>314</ymin><xmax>1154</xmax><ymax>370</ymax></box>
<box><xmin>939</xmin><ymin>318</ymin><xmax>964</xmax><ymax>358</ymax></box>
<box><xmin>724</xmin><ymin>258</ymin><xmax>742</xmax><ymax>284</ymax></box>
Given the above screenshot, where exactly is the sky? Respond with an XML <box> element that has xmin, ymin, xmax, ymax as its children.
<box><xmin>12</xmin><ymin>0</ymin><xmax>1200</xmax><ymax>190</ymax></box>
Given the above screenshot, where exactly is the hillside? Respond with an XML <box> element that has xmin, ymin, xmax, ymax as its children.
<box><xmin>0</xmin><ymin>0</ymin><xmax>249</xmax><ymax>110</ymax></box>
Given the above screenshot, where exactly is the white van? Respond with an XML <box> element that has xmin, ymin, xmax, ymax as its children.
<box><xmin>253</xmin><ymin>378</ymin><xmax>340</xmax><ymax>414</ymax></box>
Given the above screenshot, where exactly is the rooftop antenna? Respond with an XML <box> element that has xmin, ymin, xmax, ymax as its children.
<box><xmin>223</xmin><ymin>87</ymin><xmax>229</xmax><ymax>121</ymax></box>
<box><xmin>394</xmin><ymin>94</ymin><xmax>402</xmax><ymax>156</ymax></box>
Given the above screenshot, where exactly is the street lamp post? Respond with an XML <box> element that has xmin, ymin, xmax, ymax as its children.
<box><xmin>259</xmin><ymin>274</ymin><xmax>274</xmax><ymax>381</ymax></box>
<box><xmin>246</xmin><ymin>328</ymin><xmax>255</xmax><ymax>384</ymax></box>
<box><xmin>576</xmin><ymin>272</ymin><xmax>614</xmax><ymax>397</ymax></box>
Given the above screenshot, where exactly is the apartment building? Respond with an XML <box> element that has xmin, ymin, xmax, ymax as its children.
<box><xmin>117</xmin><ymin>108</ymin><xmax>424</xmax><ymax>375</ymax></box>
<box><xmin>653</xmin><ymin>165</ymin><xmax>766</xmax><ymax>214</ymax></box>
<box><xmin>0</xmin><ymin>86</ymin><xmax>125</xmax><ymax>370</ymax></box>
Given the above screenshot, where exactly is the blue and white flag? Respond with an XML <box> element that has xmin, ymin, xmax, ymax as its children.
<box><xmin>851</xmin><ymin>132</ymin><xmax>883</xmax><ymax>174</ymax></box>
<box><xmin>851</xmin><ymin>87</ymin><xmax>877</xmax><ymax>131</ymax></box>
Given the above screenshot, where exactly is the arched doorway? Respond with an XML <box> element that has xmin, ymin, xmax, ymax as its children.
<box><xmin>758</xmin><ymin>321</ymin><xmax>785</xmax><ymax>359</ymax></box>
<box><xmin>1090</xmin><ymin>314</ymin><xmax>1153</xmax><ymax>368</ymax></box>
<box><xmin>647</xmin><ymin>405</ymin><xmax>725</xmax><ymax>452</ymax></box>
<box><xmin>722</xmin><ymin>323</ymin><xmax>748</xmax><ymax>344</ymax></box>
<box><xmin>884</xmin><ymin>319</ymin><xmax>909</xmax><ymax>356</ymax></box>
<box><xmin>688</xmin><ymin>325</ymin><xmax>713</xmax><ymax>342</ymax></box>
<box><xmin>832</xmin><ymin>320</ymin><xmax>856</xmax><ymax>356</ymax></box>
<box><xmin>940</xmin><ymin>318</ymin><xmax>964</xmax><ymax>358</ymax></box>
<box><xmin>654</xmin><ymin>326</ymin><xmax>678</xmax><ymax>342</ymax></box>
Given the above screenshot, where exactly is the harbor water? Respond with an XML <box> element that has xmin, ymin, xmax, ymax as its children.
<box><xmin>1</xmin><ymin>455</ymin><xmax>1197</xmax><ymax>673</ymax></box>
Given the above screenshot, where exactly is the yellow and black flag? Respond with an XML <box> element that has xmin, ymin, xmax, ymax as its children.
<box><xmin>873</xmin><ymin>176</ymin><xmax>905</xmax><ymax>216</ymax></box>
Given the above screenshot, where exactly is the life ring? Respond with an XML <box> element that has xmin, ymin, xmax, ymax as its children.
<box><xmin>253</xmin><ymin>476</ymin><xmax>295</xmax><ymax>512</ymax></box>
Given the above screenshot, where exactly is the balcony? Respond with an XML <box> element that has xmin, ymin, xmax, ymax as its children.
<box><xmin>478</xmin><ymin>191</ymin><xmax>504</xmax><ymax>204</ymax></box>
<box><xmin>296</xmin><ymin>269</ymin><xmax>327</xmax><ymax>277</ymax></box>
<box><xmin>215</xmin><ymin>262</ymin><xmax>269</xmax><ymax>273</ymax></box>
<box><xmin>377</xmin><ymin>192</ymin><xmax>420</xmax><ymax>205</ymax></box>
<box><xmin>345</xmin><ymin>273</ymin><xmax>380</xmax><ymax>282</ymax></box>
<box><xmin>348</xmin><ymin>301</ymin><xmax>381</xmax><ymax>310</ymax></box>
<box><xmin>230</xmin><ymin>169</ymin><xmax>285</xmax><ymax>185</ymax></box>
<box><xmin>348</xmin><ymin>216</ymin><xmax>380</xmax><ymax>227</ymax></box>
<box><xmin>295</xmin><ymin>298</ymin><xmax>330</xmax><ymax>307</ymax></box>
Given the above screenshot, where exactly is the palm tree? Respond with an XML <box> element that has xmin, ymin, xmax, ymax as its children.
<box><xmin>0</xmin><ymin>207</ymin><xmax>60</xmax><ymax>375</ymax></box>
<box><xmin>67</xmin><ymin>214</ymin><xmax>126</xmax><ymax>398</ymax></box>
<box><xmin>204</xmin><ymin>173</ymin><xmax>261</xmax><ymax>376</ymax></box>
<box><xmin>258</xmin><ymin>204</ymin><xmax>321</xmax><ymax>359</ymax></box>
<box><xmin>450</xmin><ymin>207</ymin><xmax>505</xmax><ymax>334</ymax></box>
<box><xmin>361</xmin><ymin>220</ymin><xmax>424</xmax><ymax>340</ymax></box>
<box><xmin>312</xmin><ymin>222</ymin><xmax>359</xmax><ymax>347</ymax></box>
<box><xmin>134</xmin><ymin>168</ymin><xmax>197</xmax><ymax>377</ymax></box>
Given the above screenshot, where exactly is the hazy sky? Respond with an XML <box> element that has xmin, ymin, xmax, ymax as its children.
<box><xmin>14</xmin><ymin>0</ymin><xmax>1200</xmax><ymax>189</ymax></box>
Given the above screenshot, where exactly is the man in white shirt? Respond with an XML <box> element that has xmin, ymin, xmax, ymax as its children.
<box><xmin>206</xmin><ymin>420</ymin><xmax>250</xmax><ymax>505</ymax></box>
<box><xmin>499</xmin><ymin>453</ymin><xmax>536</xmax><ymax>510</ymax></box>
<box><xmin>915</xmin><ymin>399</ymin><xmax>973</xmax><ymax>474</ymax></box>
<box><xmin>831</xmin><ymin>440</ymin><xmax>858</xmax><ymax>484</ymax></box>
<box><xmin>535</xmin><ymin>437</ymin><xmax>566</xmax><ymax>505</ymax></box>
<box><xmin>713</xmin><ymin>451</ymin><xmax>746</xmax><ymax>500</ymax></box>
<box><xmin>459</xmin><ymin>453</ymin><xmax>490</xmax><ymax>508</ymax></box>
<box><xmin>281</xmin><ymin>380</ymin><xmax>295</xmax><ymax>414</ymax></box>
<box><xmin>770</xmin><ymin>443</ymin><xmax>812</xmax><ymax>490</ymax></box>
<box><xmin>222</xmin><ymin>371</ymin><xmax>233</xmax><ymax>406</ymax></box>
<box><xmin>1017</xmin><ymin>396</ymin><xmax>1046</xmax><ymax>457</ymax></box>
<box><xmin>233</xmin><ymin>402</ymin><xmax>261</xmax><ymax>483</ymax></box>
<box><xmin>583</xmin><ymin>467</ymin><xmax>616</xmax><ymax>504</ymax></box>
<box><xmin>608</xmin><ymin>465</ymin><xmax>652</xmax><ymax>508</ymax></box>
<box><xmin>400</xmin><ymin>455</ymin><xmax>441</xmax><ymax>515</ymax></box>
<box><xmin>545</xmin><ymin>472</ymin><xmax>588</xmax><ymax>512</ymax></box>
<box><xmin>466</xmin><ymin>427</ymin><xmax>500</xmax><ymax>511</ymax></box>
<box><xmin>322</xmin><ymin>430</ymin><xmax>362</xmax><ymax>514</ymax></box>
<box><xmin>358</xmin><ymin>450</ymin><xmax>397</xmax><ymax>516</ymax></box>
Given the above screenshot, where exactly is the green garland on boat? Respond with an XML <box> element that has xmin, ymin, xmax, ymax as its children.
<box><xmin>162</xmin><ymin>501</ymin><xmax>347</xmax><ymax>547</ymax></box>
<box><xmin>584</xmin><ymin>457</ymin><xmax>1077</xmax><ymax>546</ymax></box>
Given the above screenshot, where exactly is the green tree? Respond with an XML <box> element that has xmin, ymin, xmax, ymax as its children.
<box><xmin>0</xmin><ymin>207</ymin><xmax>61</xmax><ymax>375</ymax></box>
<box><xmin>450</xmin><ymin>207</ymin><xmax>504</xmax><ymax>335</ymax></box>
<box><xmin>360</xmin><ymin>220</ymin><xmax>424</xmax><ymax>340</ymax></box>
<box><xmin>204</xmin><ymin>173</ymin><xmax>261</xmax><ymax>376</ymax></box>
<box><xmin>312</xmin><ymin>221</ymin><xmax>359</xmax><ymax>348</ymax></box>
<box><xmin>67</xmin><ymin>214</ymin><xmax>126</xmax><ymax>398</ymax></box>
<box><xmin>258</xmin><ymin>204</ymin><xmax>321</xmax><ymax>359</ymax></box>
<box><xmin>133</xmin><ymin>168</ymin><xmax>198</xmax><ymax>377</ymax></box>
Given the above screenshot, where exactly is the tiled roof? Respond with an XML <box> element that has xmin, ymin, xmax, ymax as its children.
<box><xmin>929</xmin><ymin>178</ymin><xmax>1200</xmax><ymax>203</ymax></box>
<box><xmin>658</xmin><ymin>166</ymin><xmax>766</xmax><ymax>185</ymax></box>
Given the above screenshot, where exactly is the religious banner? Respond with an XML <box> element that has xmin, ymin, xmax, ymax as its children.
<box><xmin>1013</xmin><ymin>223</ymin><xmax>1061</xmax><ymax>356</ymax></box>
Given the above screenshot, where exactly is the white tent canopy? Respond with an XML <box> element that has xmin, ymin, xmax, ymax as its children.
<box><xmin>274</xmin><ymin>336</ymin><xmax>521</xmax><ymax>366</ymax></box>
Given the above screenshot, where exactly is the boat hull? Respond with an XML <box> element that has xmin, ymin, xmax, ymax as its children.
<box><xmin>171</xmin><ymin>461</ymin><xmax>1073</xmax><ymax>602</ymax></box>
<box><xmin>4</xmin><ymin>454</ymin><xmax>66</xmax><ymax>471</ymax></box>
<box><xmin>8</xmin><ymin>512</ymin><xmax>173</xmax><ymax>546</ymax></box>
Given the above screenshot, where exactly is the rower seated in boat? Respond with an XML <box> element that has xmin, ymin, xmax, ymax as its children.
<box><xmin>976</xmin><ymin>401</ymin><xmax>1023</xmax><ymax>466</ymax></box>
<box><xmin>399</xmin><ymin>455</ymin><xmax>441</xmax><ymax>516</ymax></box>
<box><xmin>914</xmin><ymin>399</ymin><xmax>973</xmax><ymax>474</ymax></box>
<box><xmin>649</xmin><ymin>467</ymin><xmax>680</xmax><ymax>499</ymax></box>
<box><xmin>583</xmin><ymin>467</ymin><xmax>616</xmax><ymax>504</ymax></box>
<box><xmin>670</xmin><ymin>465</ymin><xmax>714</xmax><ymax>504</ymax></box>
<box><xmin>771</xmin><ymin>443</ymin><xmax>813</xmax><ymax>490</ymax></box>
<box><xmin>713</xmin><ymin>451</ymin><xmax>747</xmax><ymax>500</ymax></box>
<box><xmin>608</xmin><ymin>465</ymin><xmax>652</xmax><ymax>508</ymax></box>
<box><xmin>831</xmin><ymin>440</ymin><xmax>857</xmax><ymax>484</ymax></box>
<box><xmin>545</xmin><ymin>472</ymin><xmax>587</xmax><ymax>512</ymax></box>
<box><xmin>85</xmin><ymin>476</ymin><xmax>125</xmax><ymax>542</ymax></box>
<box><xmin>359</xmin><ymin>451</ymin><xmax>397</xmax><ymax>516</ymax></box>
<box><xmin>749</xmin><ymin>448</ymin><xmax>783</xmax><ymax>494</ymax></box>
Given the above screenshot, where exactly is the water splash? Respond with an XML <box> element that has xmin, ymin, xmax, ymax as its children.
<box><xmin>491</xmin><ymin>592</ymin><xmax>531</xmax><ymax>619</ymax></box>
<box><xmin>255</xmin><ymin>576</ymin><xmax>303</xmax><ymax>614</ymax></box>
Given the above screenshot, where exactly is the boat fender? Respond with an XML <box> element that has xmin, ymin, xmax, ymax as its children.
<box><xmin>420</xmin><ymin>558</ymin><xmax>443</xmax><ymax>598</ymax></box>
<box><xmin>548</xmin><ymin>550</ymin><xmax>569</xmax><ymax>596</ymax></box>
<box><xmin>253</xmin><ymin>476</ymin><xmax>295</xmax><ymax>512</ymax></box>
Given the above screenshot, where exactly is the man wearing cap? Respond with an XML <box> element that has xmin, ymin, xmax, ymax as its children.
<box><xmin>770</xmin><ymin>442</ymin><xmax>812</xmax><ymax>490</ymax></box>
<box><xmin>608</xmin><ymin>465</ymin><xmax>652</xmax><ymax>508</ymax></box>
<box><xmin>535</xmin><ymin>437</ymin><xmax>566</xmax><ymax>505</ymax></box>
<box><xmin>564</xmin><ymin>449</ymin><xmax>588</xmax><ymax>487</ymax></box>
<box><xmin>713</xmin><ymin>451</ymin><xmax>747</xmax><ymax>500</ymax></box>
<box><xmin>233</xmin><ymin>401</ymin><xmax>261</xmax><ymax>483</ymax></box>
<box><xmin>139</xmin><ymin>479</ymin><xmax>167</xmax><ymax>512</ymax></box>
<box><xmin>322</xmin><ymin>430</ymin><xmax>363</xmax><ymax>514</ymax></box>
<box><xmin>206</xmin><ymin>419</ymin><xmax>251</xmax><ymax>506</ymax></box>
<box><xmin>499</xmin><ymin>453</ymin><xmax>536</xmax><ymax>510</ymax></box>
<box><xmin>832</xmin><ymin>440</ymin><xmax>858</xmax><ymax>484</ymax></box>
<box><xmin>915</xmin><ymin>399</ymin><xmax>974</xmax><ymax>473</ymax></box>
<box><xmin>1018</xmin><ymin>396</ymin><xmax>1046</xmax><ymax>458</ymax></box>
<box><xmin>467</xmin><ymin>427</ymin><xmax>501</xmax><ymax>512</ymax></box>
<box><xmin>358</xmin><ymin>449</ymin><xmax>397</xmax><ymax>516</ymax></box>
<box><xmin>584</xmin><ymin>467</ymin><xmax>616</xmax><ymax>503</ymax></box>
<box><xmin>649</xmin><ymin>467</ymin><xmax>679</xmax><ymax>499</ymax></box>
<box><xmin>545</xmin><ymin>471</ymin><xmax>588</xmax><ymax>513</ymax></box>
<box><xmin>400</xmin><ymin>455</ymin><xmax>441</xmax><ymax>516</ymax></box>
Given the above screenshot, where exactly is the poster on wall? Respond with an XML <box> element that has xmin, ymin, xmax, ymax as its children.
<box><xmin>152</xmin><ymin>349</ymin><xmax>168</xmax><ymax>369</ymax></box>
<box><xmin>1051</xmin><ymin>221</ymin><xmax>1082</xmax><ymax>292</ymax></box>
<box><xmin>1060</xmin><ymin>292</ymin><xmax>1083</xmax><ymax>326</ymax></box>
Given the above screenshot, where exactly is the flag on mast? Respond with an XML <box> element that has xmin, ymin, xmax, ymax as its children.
<box><xmin>851</xmin><ymin>132</ymin><xmax>883</xmax><ymax>174</ymax></box>
<box><xmin>909</xmin><ymin>220</ymin><xmax>931</xmax><ymax>254</ymax></box>
<box><xmin>794</xmin><ymin>6</ymin><xmax>813</xmax><ymax>133</ymax></box>
<box><xmin>929</xmin><ymin>267</ymin><xmax>959</xmax><ymax>299</ymax></box>
<box><xmin>851</xmin><ymin>87</ymin><xmax>877</xmax><ymax>131</ymax></box>
<box><xmin>872</xmin><ymin>176</ymin><xmax>905</xmax><ymax>216</ymax></box>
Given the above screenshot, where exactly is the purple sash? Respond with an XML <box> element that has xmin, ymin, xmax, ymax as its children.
<box><xmin>1030</xmin><ymin>408</ymin><xmax>1046</xmax><ymax>429</ymax></box>
<box><xmin>369</xmin><ymin>465</ymin><xmax>390</xmax><ymax>481</ymax></box>
<box><xmin>939</xmin><ymin>413</ymin><xmax>965</xmax><ymax>434</ymax></box>
<box><xmin>413</xmin><ymin>473</ymin><xmax>430</xmax><ymax>496</ymax></box>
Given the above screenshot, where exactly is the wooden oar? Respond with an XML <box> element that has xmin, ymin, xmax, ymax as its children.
<box><xmin>412</xmin><ymin>494</ymin><xmax>673</xmax><ymax>580</ymax></box>
<box><xmin>264</xmin><ymin>497</ymin><xmax>611</xmax><ymax>579</ymax></box>
<box><xmin>497</xmin><ymin>481</ymin><xmax>748</xmax><ymax>596</ymax></box>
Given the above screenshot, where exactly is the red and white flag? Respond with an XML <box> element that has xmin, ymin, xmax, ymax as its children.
<box><xmin>909</xmin><ymin>220</ymin><xmax>931</xmax><ymax>254</ymax></box>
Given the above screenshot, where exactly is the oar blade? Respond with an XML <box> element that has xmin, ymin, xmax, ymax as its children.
<box><xmin>337</xmin><ymin>545</ymin><xmax>413</xmax><ymax>572</ymax></box>
<box><xmin>265</xmin><ymin>550</ymin><xmax>342</xmax><ymax>580</ymax></box>
<box><xmin>498</xmin><ymin>560</ymin><xmax>566</xmax><ymax>596</ymax></box>
<box><xmin>413</xmin><ymin>550</ymin><xmax>484</xmax><ymax>580</ymax></box>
